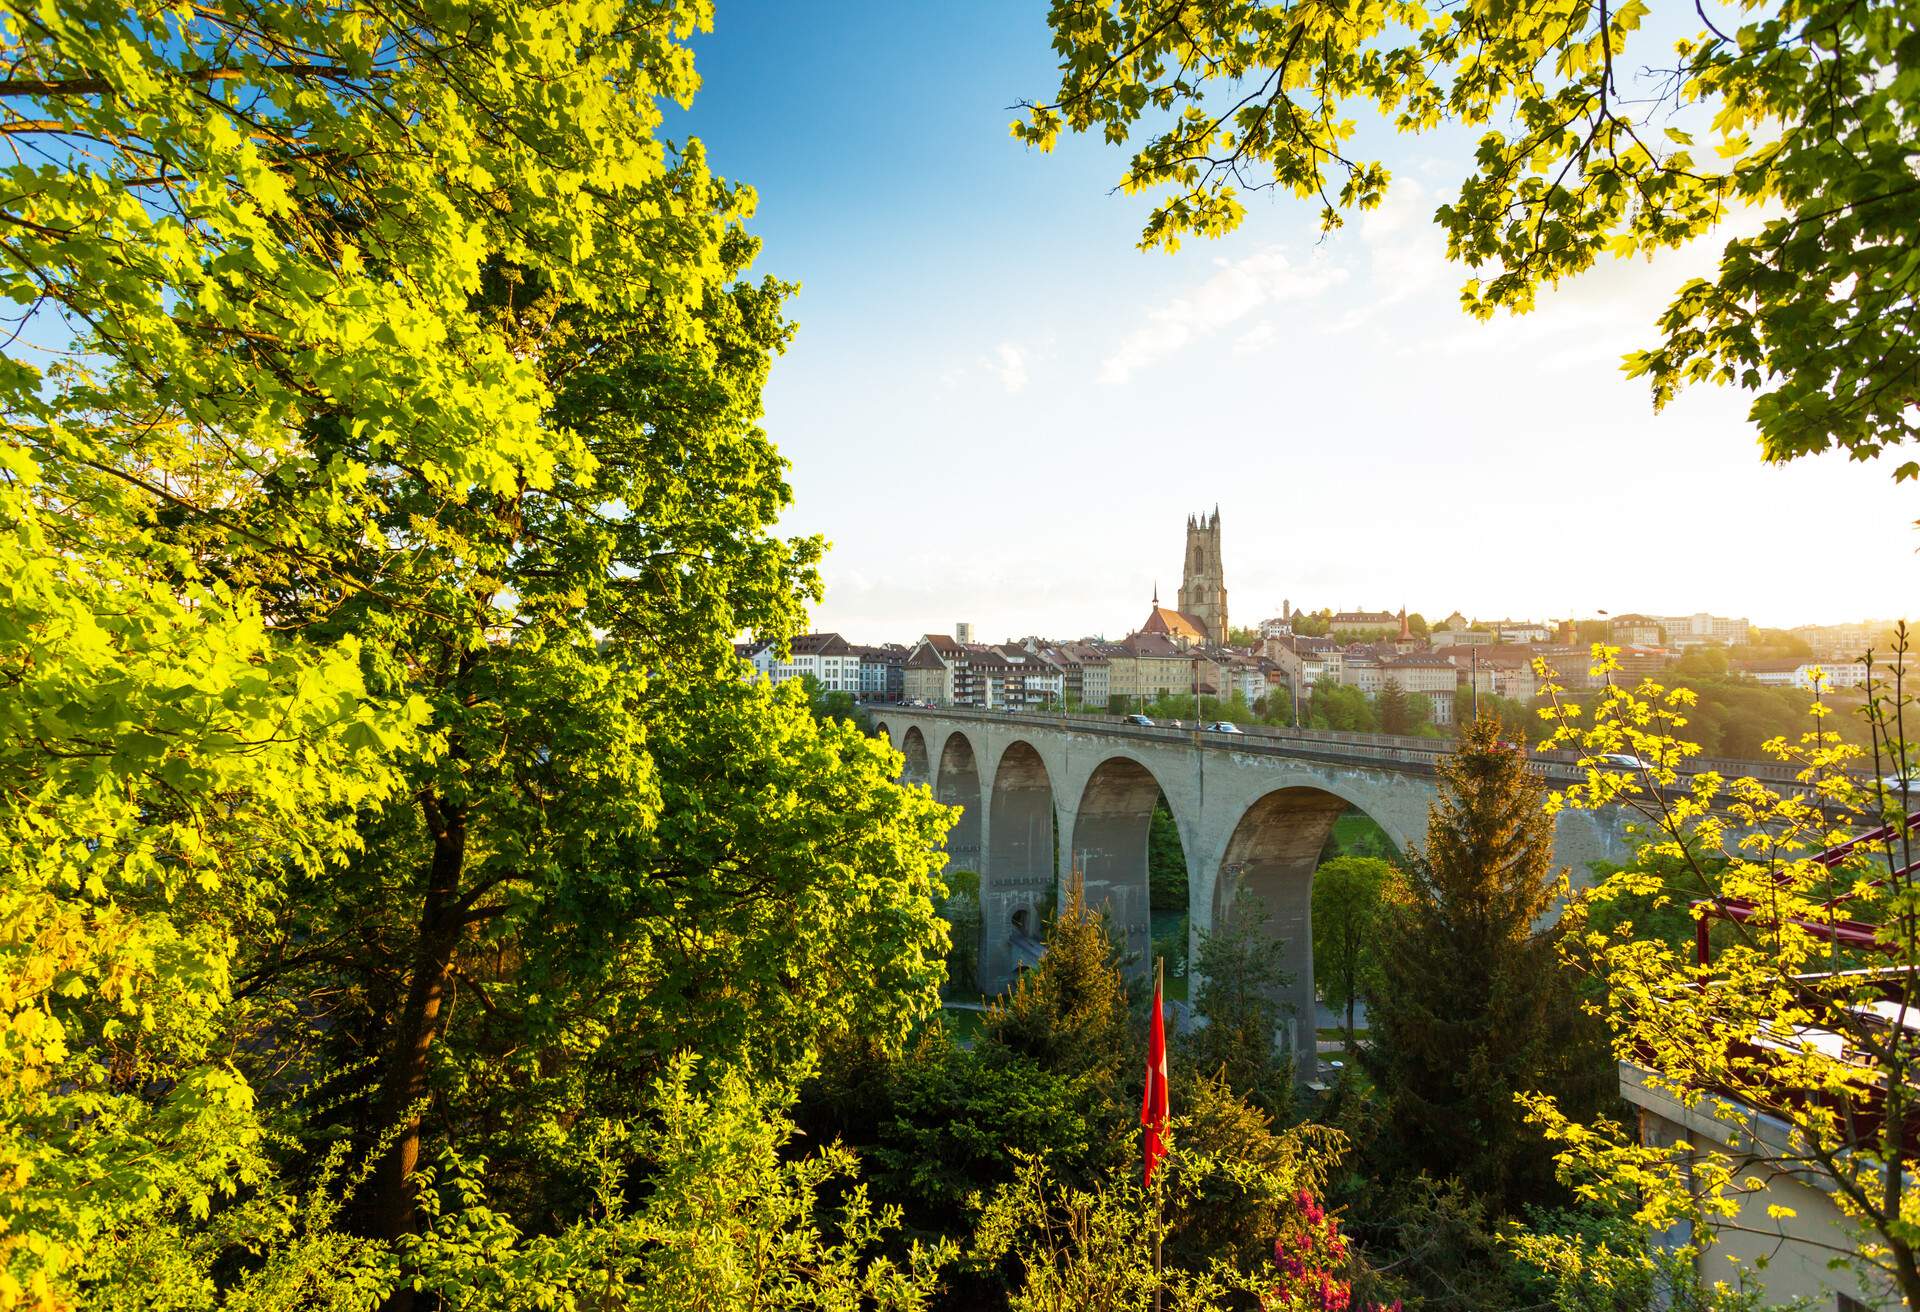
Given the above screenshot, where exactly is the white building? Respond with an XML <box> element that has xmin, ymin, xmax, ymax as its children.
<box><xmin>1654</xmin><ymin>613</ymin><xmax>1751</xmax><ymax>648</ymax></box>
<box><xmin>1746</xmin><ymin>659</ymin><xmax>1871</xmax><ymax>691</ymax></box>
<box><xmin>735</xmin><ymin>640</ymin><xmax>777</xmax><ymax>683</ymax></box>
<box><xmin>769</xmin><ymin>632</ymin><xmax>860</xmax><ymax>694</ymax></box>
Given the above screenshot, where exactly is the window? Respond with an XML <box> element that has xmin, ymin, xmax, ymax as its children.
<box><xmin>1837</xmin><ymin>1296</ymin><xmax>1868</xmax><ymax>1312</ymax></box>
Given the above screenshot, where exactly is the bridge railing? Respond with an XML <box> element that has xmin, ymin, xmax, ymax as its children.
<box><xmin>875</xmin><ymin>701</ymin><xmax>1816</xmax><ymax>788</ymax></box>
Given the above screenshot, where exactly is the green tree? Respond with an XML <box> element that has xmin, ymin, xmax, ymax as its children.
<box><xmin>1525</xmin><ymin>638</ymin><xmax>1920</xmax><ymax>1304</ymax></box>
<box><xmin>1311</xmin><ymin>856</ymin><xmax>1402</xmax><ymax>1045</ymax></box>
<box><xmin>5</xmin><ymin>0</ymin><xmax>743</xmax><ymax>1290</ymax></box>
<box><xmin>1377</xmin><ymin>680</ymin><xmax>1430</xmax><ymax>736</ymax></box>
<box><xmin>801</xmin><ymin>671</ymin><xmax>870</xmax><ymax>730</ymax></box>
<box><xmin>1253</xmin><ymin>689</ymin><xmax>1297</xmax><ymax>726</ymax></box>
<box><xmin>1147</xmin><ymin>800</ymin><xmax>1189</xmax><ymax>913</ymax></box>
<box><xmin>1453</xmin><ymin>688</ymin><xmax>1537</xmax><ymax>744</ymax></box>
<box><xmin>400</xmin><ymin>1056</ymin><xmax>953</xmax><ymax>1311</ymax></box>
<box><xmin>1187</xmin><ymin>896</ymin><xmax>1294</xmax><ymax>1112</ymax></box>
<box><xmin>982</xmin><ymin>875</ymin><xmax>1133</xmax><ymax>1088</ymax></box>
<box><xmin>1307</xmin><ymin>683</ymin><xmax>1377</xmax><ymax>733</ymax></box>
<box><xmin>1</xmin><ymin>3</ymin><xmax>958</xmax><ymax>1302</ymax></box>
<box><xmin>1020</xmin><ymin>0</ymin><xmax>1920</xmax><ymax>483</ymax></box>
<box><xmin>1406</xmin><ymin>613</ymin><xmax>1431</xmax><ymax>640</ymax></box>
<box><xmin>1363</xmin><ymin>715</ymin><xmax>1611</xmax><ymax>1218</ymax></box>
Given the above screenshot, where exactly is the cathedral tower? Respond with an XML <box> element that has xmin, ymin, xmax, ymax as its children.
<box><xmin>1177</xmin><ymin>507</ymin><xmax>1228</xmax><ymax>643</ymax></box>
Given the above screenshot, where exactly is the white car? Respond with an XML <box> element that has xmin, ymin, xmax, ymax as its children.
<box><xmin>1206</xmin><ymin>721</ymin><xmax>1245</xmax><ymax>735</ymax></box>
<box><xmin>1596</xmin><ymin>752</ymin><xmax>1653</xmax><ymax>770</ymax></box>
<box><xmin>1881</xmin><ymin>771</ymin><xmax>1918</xmax><ymax>794</ymax></box>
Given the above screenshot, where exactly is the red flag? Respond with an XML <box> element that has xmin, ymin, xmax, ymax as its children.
<box><xmin>1141</xmin><ymin>960</ymin><xmax>1169</xmax><ymax>1186</ymax></box>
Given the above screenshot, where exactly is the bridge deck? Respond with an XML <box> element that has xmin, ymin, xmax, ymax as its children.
<box><xmin>875</xmin><ymin>703</ymin><xmax>1815</xmax><ymax>791</ymax></box>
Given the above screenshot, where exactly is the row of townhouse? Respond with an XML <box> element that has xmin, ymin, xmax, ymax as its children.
<box><xmin>1258</xmin><ymin>634</ymin><xmax>1641</xmax><ymax>722</ymax></box>
<box><xmin>897</xmin><ymin>629</ymin><xmax>1293</xmax><ymax>715</ymax></box>
<box><xmin>734</xmin><ymin>634</ymin><xmax>908</xmax><ymax>701</ymax></box>
<box><xmin>901</xmin><ymin>636</ymin><xmax>1054</xmax><ymax>710</ymax></box>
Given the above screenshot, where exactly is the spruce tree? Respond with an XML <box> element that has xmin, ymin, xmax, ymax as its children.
<box><xmin>1362</xmin><ymin>714</ymin><xmax>1611</xmax><ymax>1215</ymax></box>
<box><xmin>1378</xmin><ymin>679</ymin><xmax>1416</xmax><ymax>736</ymax></box>
<box><xmin>980</xmin><ymin>873</ymin><xmax>1132</xmax><ymax>1085</ymax></box>
<box><xmin>1187</xmin><ymin>895</ymin><xmax>1294</xmax><ymax>1112</ymax></box>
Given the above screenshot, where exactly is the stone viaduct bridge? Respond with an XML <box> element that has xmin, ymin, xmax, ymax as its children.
<box><xmin>870</xmin><ymin>706</ymin><xmax>1785</xmax><ymax>1058</ymax></box>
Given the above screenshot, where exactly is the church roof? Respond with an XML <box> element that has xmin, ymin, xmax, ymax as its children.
<box><xmin>1142</xmin><ymin>605</ymin><xmax>1207</xmax><ymax>642</ymax></box>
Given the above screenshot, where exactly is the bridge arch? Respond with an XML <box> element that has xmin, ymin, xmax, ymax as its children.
<box><xmin>981</xmin><ymin>740</ymin><xmax>1056</xmax><ymax>992</ymax></box>
<box><xmin>1210</xmin><ymin>783</ymin><xmax>1401</xmax><ymax>1067</ymax></box>
<box><xmin>934</xmin><ymin>730</ymin><xmax>982</xmax><ymax>877</ymax></box>
<box><xmin>1068</xmin><ymin>754</ymin><xmax>1182</xmax><ymax>980</ymax></box>
<box><xmin>899</xmin><ymin>725</ymin><xmax>930</xmax><ymax>785</ymax></box>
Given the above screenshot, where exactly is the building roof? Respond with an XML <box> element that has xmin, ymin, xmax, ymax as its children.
<box><xmin>1385</xmin><ymin>652</ymin><xmax>1456</xmax><ymax>669</ymax></box>
<box><xmin>1057</xmin><ymin>641</ymin><xmax>1110</xmax><ymax>666</ymax></box>
<box><xmin>1438</xmin><ymin>642</ymin><xmax>1540</xmax><ymax>668</ymax></box>
<box><xmin>905</xmin><ymin>640</ymin><xmax>948</xmax><ymax>670</ymax></box>
<box><xmin>1141</xmin><ymin>605</ymin><xmax>1207</xmax><ymax>643</ymax></box>
<box><xmin>790</xmin><ymin>632</ymin><xmax>852</xmax><ymax>656</ymax></box>
<box><xmin>1739</xmin><ymin>656</ymin><xmax>1810</xmax><ymax>674</ymax></box>
<box><xmin>1331</xmin><ymin>610</ymin><xmax>1399</xmax><ymax>626</ymax></box>
<box><xmin>1121</xmin><ymin>631</ymin><xmax>1191</xmax><ymax>659</ymax></box>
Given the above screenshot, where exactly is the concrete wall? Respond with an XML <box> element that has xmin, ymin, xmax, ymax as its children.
<box><xmin>873</xmin><ymin>709</ymin><xmax>1642</xmax><ymax>1070</ymax></box>
<box><xmin>1624</xmin><ymin>1064</ymin><xmax>1892</xmax><ymax>1309</ymax></box>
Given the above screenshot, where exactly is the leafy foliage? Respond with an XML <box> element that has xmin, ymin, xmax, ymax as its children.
<box><xmin>1311</xmin><ymin>856</ymin><xmax>1404</xmax><ymax>1043</ymax></box>
<box><xmin>1186</xmin><ymin>897</ymin><xmax>1294</xmax><ymax>1113</ymax></box>
<box><xmin>1527</xmin><ymin>636</ymin><xmax>1919</xmax><ymax>1303</ymax></box>
<box><xmin>1307</xmin><ymin>685</ymin><xmax>1378</xmax><ymax>734</ymax></box>
<box><xmin>1019</xmin><ymin>0</ymin><xmax>1920</xmax><ymax>481</ymax></box>
<box><xmin>0</xmin><ymin>1</ymin><xmax>953</xmax><ymax>1302</ymax></box>
<box><xmin>982</xmin><ymin>875</ymin><xmax>1135</xmax><ymax>1087</ymax></box>
<box><xmin>1147</xmin><ymin>800</ymin><xmax>1189</xmax><ymax>913</ymax></box>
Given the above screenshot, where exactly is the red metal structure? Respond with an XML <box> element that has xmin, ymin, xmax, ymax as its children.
<box><xmin>1693</xmin><ymin>806</ymin><xmax>1919</xmax><ymax>967</ymax></box>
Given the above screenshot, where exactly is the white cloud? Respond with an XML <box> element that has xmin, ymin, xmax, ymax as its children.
<box><xmin>1099</xmin><ymin>247</ymin><xmax>1346</xmax><ymax>383</ymax></box>
<box><xmin>983</xmin><ymin>341</ymin><xmax>1029</xmax><ymax>393</ymax></box>
<box><xmin>1233</xmin><ymin>322</ymin><xmax>1279</xmax><ymax>356</ymax></box>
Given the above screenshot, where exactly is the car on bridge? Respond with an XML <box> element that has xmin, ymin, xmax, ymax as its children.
<box><xmin>1124</xmin><ymin>713</ymin><xmax>1156</xmax><ymax>727</ymax></box>
<box><xmin>1206</xmin><ymin>721</ymin><xmax>1245</xmax><ymax>735</ymax></box>
<box><xmin>1597</xmin><ymin>752</ymin><xmax>1654</xmax><ymax>770</ymax></box>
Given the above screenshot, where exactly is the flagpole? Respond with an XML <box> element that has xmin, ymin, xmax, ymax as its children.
<box><xmin>1152</xmin><ymin>953</ymin><xmax>1164</xmax><ymax>1312</ymax></box>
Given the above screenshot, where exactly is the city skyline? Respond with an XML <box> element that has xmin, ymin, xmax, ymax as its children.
<box><xmin>679</xmin><ymin>2</ymin><xmax>1916</xmax><ymax>641</ymax></box>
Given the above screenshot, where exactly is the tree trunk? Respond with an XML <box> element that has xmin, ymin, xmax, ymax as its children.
<box><xmin>371</xmin><ymin>799</ymin><xmax>467</xmax><ymax>1245</ymax></box>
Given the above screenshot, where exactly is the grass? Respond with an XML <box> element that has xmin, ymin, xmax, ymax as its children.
<box><xmin>1149</xmin><ymin>909</ymin><xmax>1190</xmax><ymax>1000</ymax></box>
<box><xmin>941</xmin><ymin>1005</ymin><xmax>986</xmax><ymax>1046</ymax></box>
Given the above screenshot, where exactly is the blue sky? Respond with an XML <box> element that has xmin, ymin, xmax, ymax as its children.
<box><xmin>679</xmin><ymin>1</ymin><xmax>1916</xmax><ymax>643</ymax></box>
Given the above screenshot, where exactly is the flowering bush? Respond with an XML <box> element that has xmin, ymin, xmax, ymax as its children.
<box><xmin>1267</xmin><ymin>1191</ymin><xmax>1401</xmax><ymax>1312</ymax></box>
